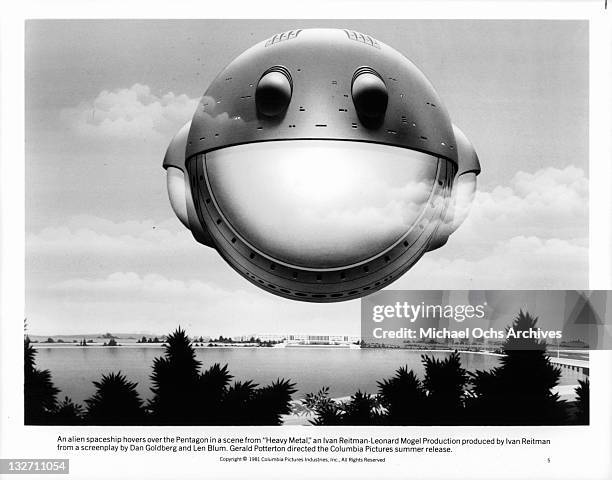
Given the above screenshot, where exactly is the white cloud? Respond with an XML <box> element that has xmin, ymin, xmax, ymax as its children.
<box><xmin>25</xmin><ymin>215</ymin><xmax>232</xmax><ymax>296</ymax></box>
<box><xmin>28</xmin><ymin>164</ymin><xmax>587</xmax><ymax>263</ymax></box>
<box><xmin>456</xmin><ymin>165</ymin><xmax>588</xmax><ymax>250</ymax></box>
<box><xmin>27</xmin><ymin>215</ymin><xmax>195</xmax><ymax>256</ymax></box>
<box><xmin>51</xmin><ymin>271</ymin><xmax>252</xmax><ymax>302</ymax></box>
<box><xmin>26</xmin><ymin>165</ymin><xmax>589</xmax><ymax>335</ymax></box>
<box><xmin>32</xmin><ymin>271</ymin><xmax>359</xmax><ymax>337</ymax></box>
<box><xmin>398</xmin><ymin>235</ymin><xmax>588</xmax><ymax>289</ymax></box>
<box><xmin>60</xmin><ymin>83</ymin><xmax>199</xmax><ymax>140</ymax></box>
<box><xmin>403</xmin><ymin>165</ymin><xmax>590</xmax><ymax>287</ymax></box>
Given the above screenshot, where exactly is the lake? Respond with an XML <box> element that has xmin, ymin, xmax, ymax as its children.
<box><xmin>33</xmin><ymin>346</ymin><xmax>586</xmax><ymax>405</ymax></box>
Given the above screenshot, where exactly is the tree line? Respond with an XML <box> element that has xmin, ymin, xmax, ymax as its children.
<box><xmin>24</xmin><ymin>312</ymin><xmax>588</xmax><ymax>426</ymax></box>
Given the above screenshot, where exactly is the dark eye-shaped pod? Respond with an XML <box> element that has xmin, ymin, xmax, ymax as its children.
<box><xmin>255</xmin><ymin>66</ymin><xmax>293</xmax><ymax>117</ymax></box>
<box><xmin>351</xmin><ymin>67</ymin><xmax>388</xmax><ymax>120</ymax></box>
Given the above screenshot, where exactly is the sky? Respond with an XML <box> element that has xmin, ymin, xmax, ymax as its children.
<box><xmin>25</xmin><ymin>20</ymin><xmax>589</xmax><ymax>336</ymax></box>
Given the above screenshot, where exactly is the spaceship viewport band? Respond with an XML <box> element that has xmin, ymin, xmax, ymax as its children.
<box><xmin>163</xmin><ymin>28</ymin><xmax>481</xmax><ymax>303</ymax></box>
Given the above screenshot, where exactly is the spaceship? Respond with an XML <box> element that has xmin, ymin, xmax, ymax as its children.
<box><xmin>163</xmin><ymin>28</ymin><xmax>481</xmax><ymax>302</ymax></box>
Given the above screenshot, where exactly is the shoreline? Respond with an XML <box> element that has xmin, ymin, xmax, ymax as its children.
<box><xmin>31</xmin><ymin>343</ymin><xmax>506</xmax><ymax>353</ymax></box>
<box><xmin>30</xmin><ymin>343</ymin><xmax>588</xmax><ymax>359</ymax></box>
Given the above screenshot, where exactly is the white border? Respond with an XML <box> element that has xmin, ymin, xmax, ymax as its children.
<box><xmin>2</xmin><ymin>2</ymin><xmax>611</xmax><ymax>479</ymax></box>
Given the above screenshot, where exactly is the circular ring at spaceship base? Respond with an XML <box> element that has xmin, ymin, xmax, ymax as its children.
<box><xmin>163</xmin><ymin>28</ymin><xmax>481</xmax><ymax>303</ymax></box>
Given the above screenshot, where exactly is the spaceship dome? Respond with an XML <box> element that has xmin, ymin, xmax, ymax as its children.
<box><xmin>163</xmin><ymin>28</ymin><xmax>480</xmax><ymax>302</ymax></box>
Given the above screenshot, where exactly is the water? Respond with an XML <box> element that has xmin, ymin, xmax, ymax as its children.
<box><xmin>33</xmin><ymin>346</ymin><xmax>586</xmax><ymax>405</ymax></box>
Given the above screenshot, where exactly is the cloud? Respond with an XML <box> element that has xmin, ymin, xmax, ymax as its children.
<box><xmin>457</xmin><ymin>165</ymin><xmax>588</xmax><ymax>249</ymax></box>
<box><xmin>26</xmin><ymin>167</ymin><xmax>589</xmax><ymax>331</ymax></box>
<box><xmin>25</xmin><ymin>215</ymin><xmax>234</xmax><ymax>294</ymax></box>
<box><xmin>60</xmin><ymin>83</ymin><xmax>199</xmax><ymax>140</ymax></box>
<box><xmin>27</xmin><ymin>215</ymin><xmax>195</xmax><ymax>256</ymax></box>
<box><xmin>51</xmin><ymin>271</ymin><xmax>252</xmax><ymax>302</ymax></box>
<box><xmin>402</xmin><ymin>165</ymin><xmax>590</xmax><ymax>287</ymax></box>
<box><xmin>28</xmin><ymin>164</ymin><xmax>587</xmax><ymax>261</ymax></box>
<box><xmin>32</xmin><ymin>271</ymin><xmax>360</xmax><ymax>337</ymax></box>
<box><xmin>35</xmin><ymin>273</ymin><xmax>259</xmax><ymax>336</ymax></box>
<box><xmin>397</xmin><ymin>235</ymin><xmax>588</xmax><ymax>289</ymax></box>
<box><xmin>26</xmin><ymin>165</ymin><xmax>590</xmax><ymax>336</ymax></box>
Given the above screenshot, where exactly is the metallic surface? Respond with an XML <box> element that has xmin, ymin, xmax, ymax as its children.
<box><xmin>255</xmin><ymin>67</ymin><xmax>293</xmax><ymax>117</ymax></box>
<box><xmin>177</xmin><ymin>29</ymin><xmax>458</xmax><ymax>167</ymax></box>
<box><xmin>351</xmin><ymin>69</ymin><xmax>388</xmax><ymax>119</ymax></box>
<box><xmin>453</xmin><ymin>125</ymin><xmax>481</xmax><ymax>176</ymax></box>
<box><xmin>205</xmin><ymin>140</ymin><xmax>441</xmax><ymax>269</ymax></box>
<box><xmin>162</xmin><ymin>28</ymin><xmax>482</xmax><ymax>302</ymax></box>
<box><xmin>163</xmin><ymin>120</ymin><xmax>191</xmax><ymax>170</ymax></box>
<box><xmin>426</xmin><ymin>126</ymin><xmax>480</xmax><ymax>251</ymax></box>
<box><xmin>166</xmin><ymin>167</ymin><xmax>189</xmax><ymax>228</ymax></box>
<box><xmin>426</xmin><ymin>172</ymin><xmax>477</xmax><ymax>251</ymax></box>
<box><xmin>163</xmin><ymin>119</ymin><xmax>214</xmax><ymax>247</ymax></box>
<box><xmin>188</xmin><ymin>151</ymin><xmax>455</xmax><ymax>302</ymax></box>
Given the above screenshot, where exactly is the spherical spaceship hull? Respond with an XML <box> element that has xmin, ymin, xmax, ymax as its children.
<box><xmin>163</xmin><ymin>28</ymin><xmax>480</xmax><ymax>303</ymax></box>
<box><xmin>187</xmin><ymin>147</ymin><xmax>455</xmax><ymax>302</ymax></box>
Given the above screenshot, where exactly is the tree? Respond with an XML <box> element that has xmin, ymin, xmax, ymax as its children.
<box><xmin>341</xmin><ymin>391</ymin><xmax>382</xmax><ymax>425</ymax></box>
<box><xmin>309</xmin><ymin>401</ymin><xmax>344</xmax><ymax>426</ymax></box>
<box><xmin>148</xmin><ymin>328</ymin><xmax>205</xmax><ymax>425</ymax></box>
<box><xmin>247</xmin><ymin>379</ymin><xmax>297</xmax><ymax>426</ymax></box>
<box><xmin>148</xmin><ymin>327</ymin><xmax>296</xmax><ymax>425</ymax></box>
<box><xmin>574</xmin><ymin>378</ymin><xmax>589</xmax><ymax>425</ymax></box>
<box><xmin>421</xmin><ymin>352</ymin><xmax>468</xmax><ymax>425</ymax></box>
<box><xmin>298</xmin><ymin>387</ymin><xmax>332</xmax><ymax>414</ymax></box>
<box><xmin>24</xmin><ymin>336</ymin><xmax>59</xmax><ymax>424</ymax></box>
<box><xmin>377</xmin><ymin>366</ymin><xmax>426</xmax><ymax>425</ymax></box>
<box><xmin>221</xmin><ymin>380</ymin><xmax>258</xmax><ymax>425</ymax></box>
<box><xmin>468</xmin><ymin>311</ymin><xmax>567</xmax><ymax>425</ymax></box>
<box><xmin>85</xmin><ymin>372</ymin><xmax>146</xmax><ymax>425</ymax></box>
<box><xmin>51</xmin><ymin>397</ymin><xmax>84</xmax><ymax>425</ymax></box>
<box><xmin>194</xmin><ymin>363</ymin><xmax>234</xmax><ymax>424</ymax></box>
<box><xmin>310</xmin><ymin>391</ymin><xmax>382</xmax><ymax>426</ymax></box>
<box><xmin>310</xmin><ymin>353</ymin><xmax>468</xmax><ymax>426</ymax></box>
<box><xmin>299</xmin><ymin>387</ymin><xmax>344</xmax><ymax>425</ymax></box>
